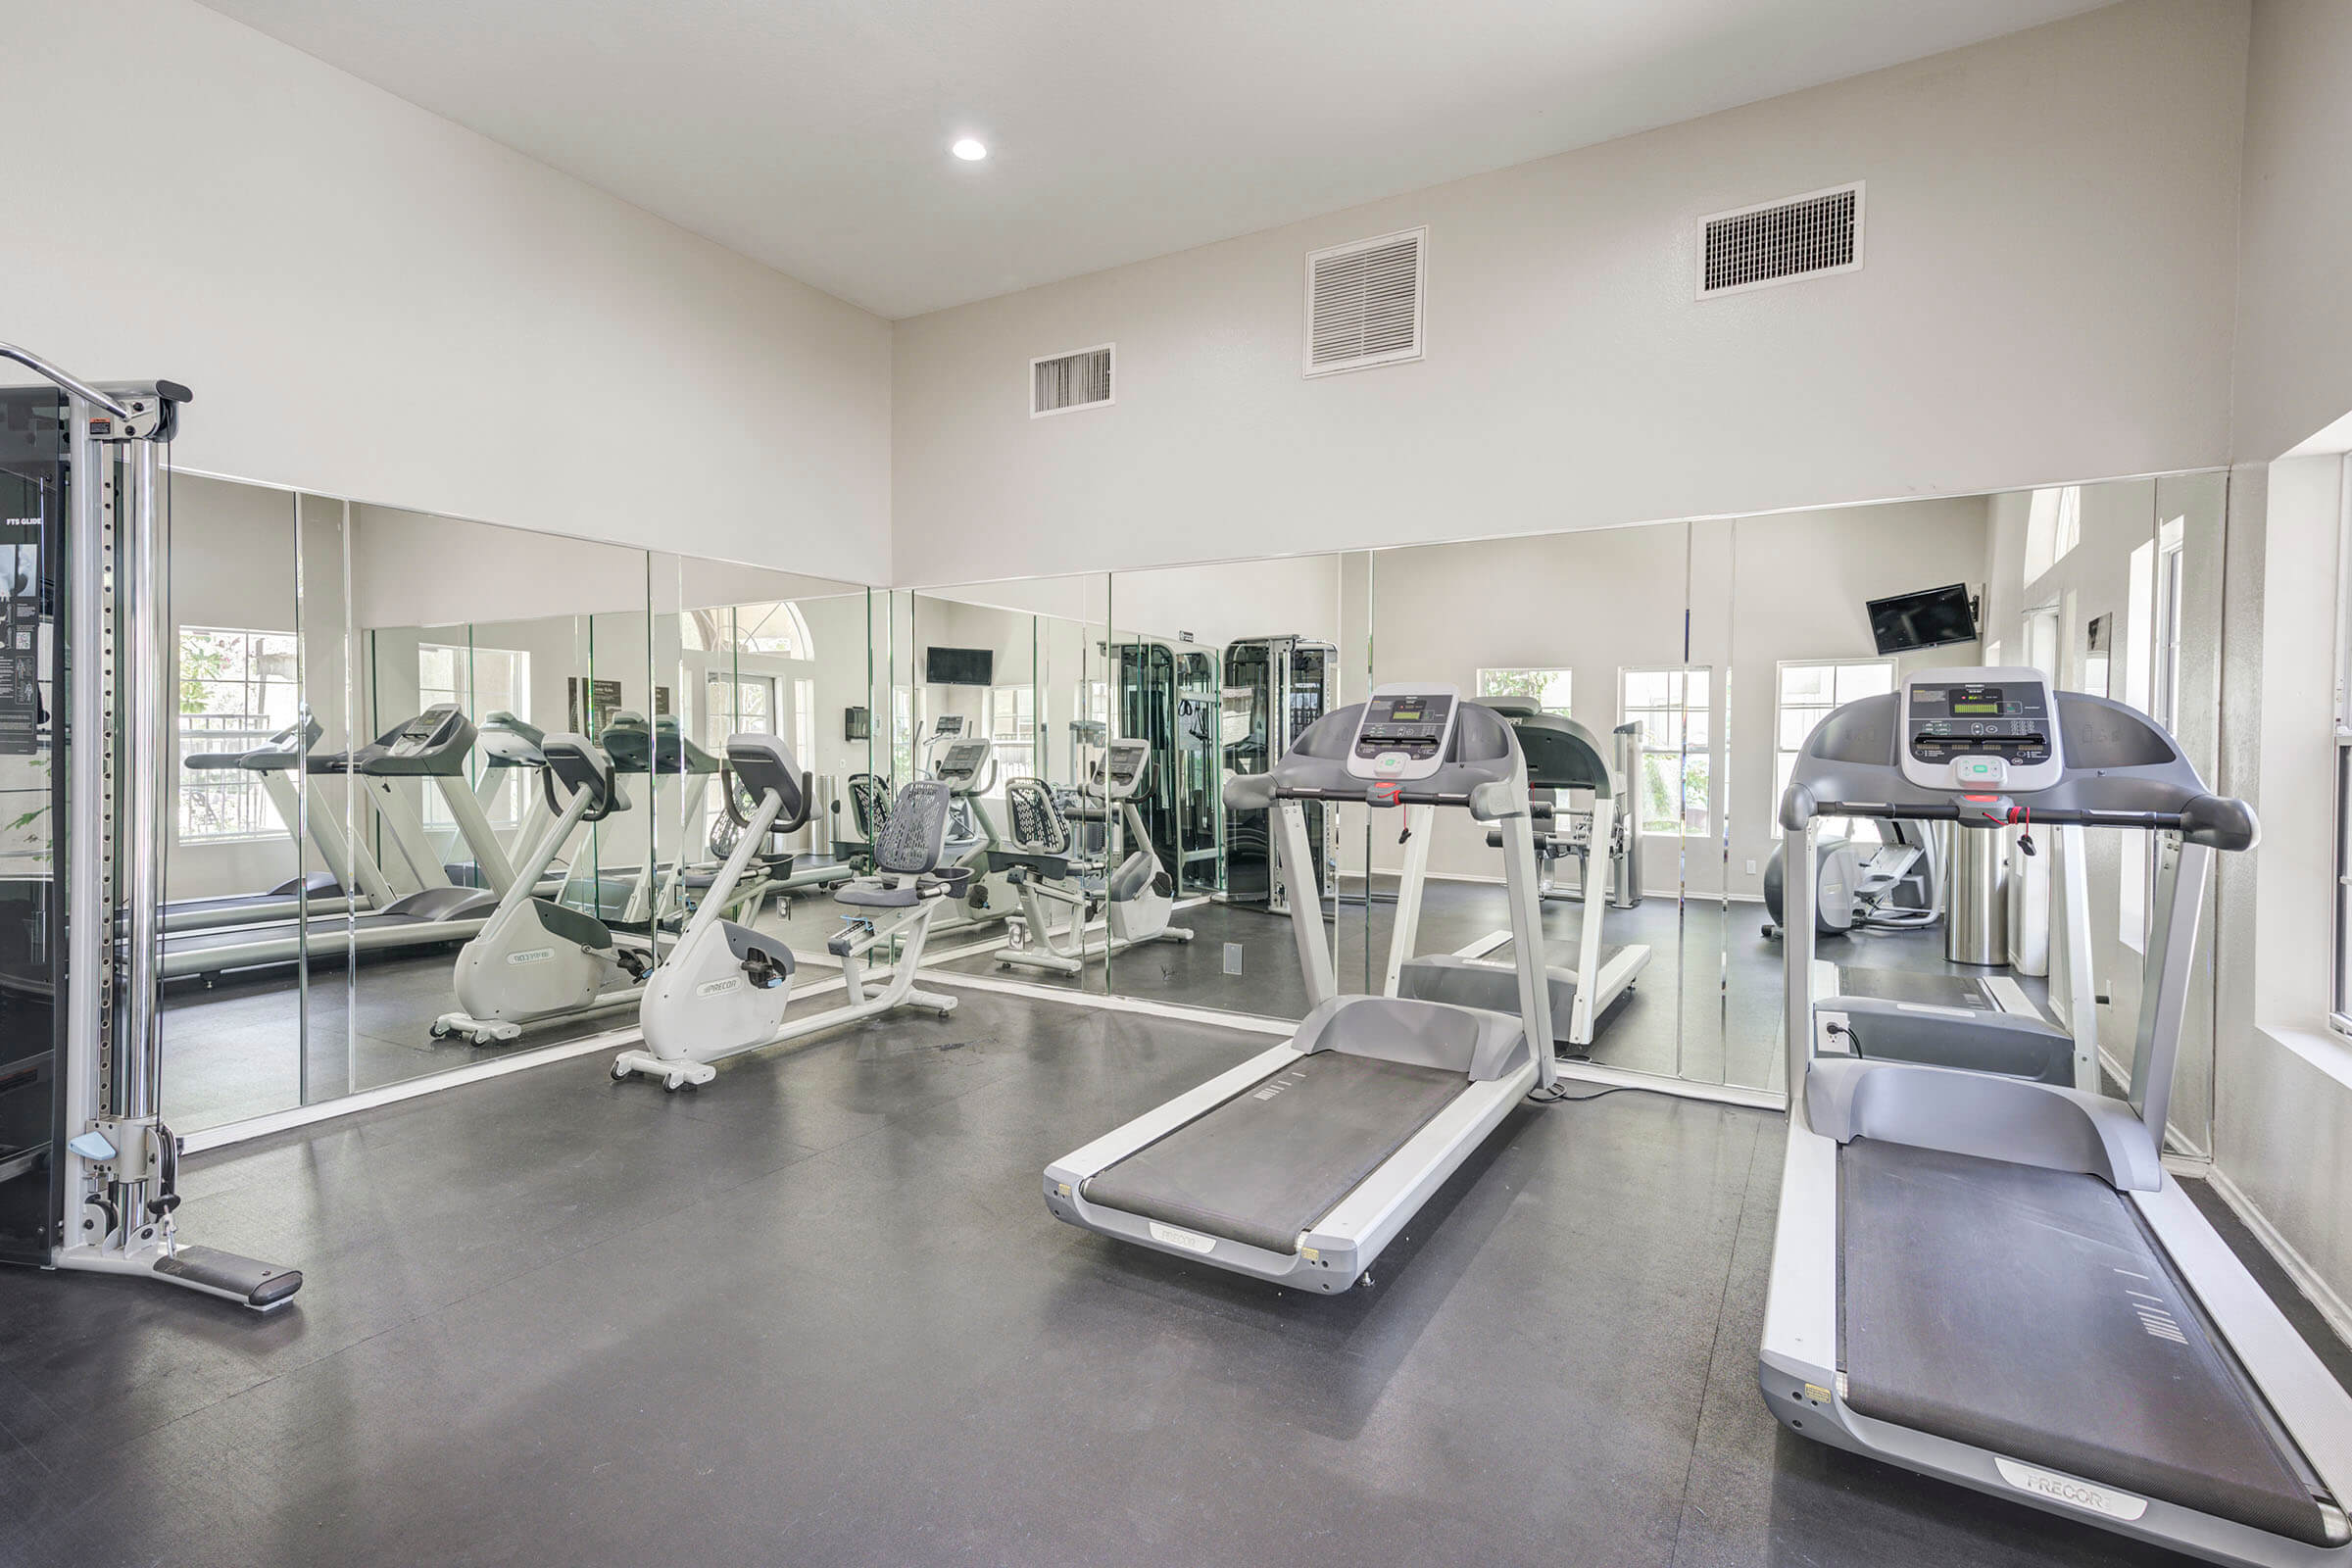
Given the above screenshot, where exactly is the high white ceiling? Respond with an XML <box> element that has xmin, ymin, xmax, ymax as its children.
<box><xmin>200</xmin><ymin>0</ymin><xmax>2109</xmax><ymax>318</ymax></box>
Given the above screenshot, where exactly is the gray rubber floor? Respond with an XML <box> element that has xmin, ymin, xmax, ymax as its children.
<box><xmin>5</xmin><ymin>984</ymin><xmax>2336</xmax><ymax>1567</ymax></box>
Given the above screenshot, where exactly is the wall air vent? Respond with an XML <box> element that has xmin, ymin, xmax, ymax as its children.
<box><xmin>1304</xmin><ymin>226</ymin><xmax>1426</xmax><ymax>376</ymax></box>
<box><xmin>1697</xmin><ymin>182</ymin><xmax>1863</xmax><ymax>298</ymax></box>
<box><xmin>1031</xmin><ymin>344</ymin><xmax>1114</xmax><ymax>417</ymax></box>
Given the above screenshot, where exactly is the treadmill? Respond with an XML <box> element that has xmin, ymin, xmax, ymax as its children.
<box><xmin>1045</xmin><ymin>684</ymin><xmax>1561</xmax><ymax>1291</ymax></box>
<box><xmin>169</xmin><ymin>715</ymin><xmax>399</xmax><ymax>931</ymax></box>
<box><xmin>1393</xmin><ymin>704</ymin><xmax>1650</xmax><ymax>1051</ymax></box>
<box><xmin>163</xmin><ymin>706</ymin><xmax>503</xmax><ymax>981</ymax></box>
<box><xmin>1763</xmin><ymin>666</ymin><xmax>2352</xmax><ymax>1565</ymax></box>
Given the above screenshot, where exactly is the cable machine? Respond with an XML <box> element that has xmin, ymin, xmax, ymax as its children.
<box><xmin>0</xmin><ymin>345</ymin><xmax>300</xmax><ymax>1309</ymax></box>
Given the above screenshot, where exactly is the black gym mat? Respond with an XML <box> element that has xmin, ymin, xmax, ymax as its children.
<box><xmin>1840</xmin><ymin>1139</ymin><xmax>2339</xmax><ymax>1544</ymax></box>
<box><xmin>1082</xmin><ymin>1052</ymin><xmax>1466</xmax><ymax>1255</ymax></box>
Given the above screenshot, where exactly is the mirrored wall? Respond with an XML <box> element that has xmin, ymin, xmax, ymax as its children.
<box><xmin>888</xmin><ymin>472</ymin><xmax>2230</xmax><ymax>1156</ymax></box>
<box><xmin>162</xmin><ymin>463</ymin><xmax>2231</xmax><ymax>1163</ymax></box>
<box><xmin>161</xmin><ymin>476</ymin><xmax>876</xmax><ymax>1132</ymax></box>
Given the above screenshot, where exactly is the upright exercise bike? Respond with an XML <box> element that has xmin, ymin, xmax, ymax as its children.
<box><xmin>433</xmin><ymin>734</ymin><xmax>660</xmax><ymax>1045</ymax></box>
<box><xmin>612</xmin><ymin>734</ymin><xmax>967</xmax><ymax>1091</ymax></box>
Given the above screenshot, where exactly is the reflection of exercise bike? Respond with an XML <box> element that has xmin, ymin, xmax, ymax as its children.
<box><xmin>928</xmin><ymin>736</ymin><xmax>1017</xmax><ymax>932</ymax></box>
<box><xmin>434</xmin><ymin>735</ymin><xmax>656</xmax><ymax>1045</ymax></box>
<box><xmin>996</xmin><ymin>739</ymin><xmax>1193</xmax><ymax>976</ymax></box>
<box><xmin>612</xmin><ymin>734</ymin><xmax>965</xmax><ymax>1091</ymax></box>
<box><xmin>1760</xmin><ymin>819</ymin><xmax>1940</xmax><ymax>939</ymax></box>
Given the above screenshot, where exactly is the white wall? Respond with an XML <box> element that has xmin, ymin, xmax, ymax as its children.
<box><xmin>891</xmin><ymin>0</ymin><xmax>2246</xmax><ymax>585</ymax></box>
<box><xmin>2202</xmin><ymin>0</ymin><xmax>2352</xmax><ymax>1333</ymax></box>
<box><xmin>7</xmin><ymin>0</ymin><xmax>892</xmax><ymax>583</ymax></box>
<box><xmin>2231</xmin><ymin>0</ymin><xmax>2352</xmax><ymax>464</ymax></box>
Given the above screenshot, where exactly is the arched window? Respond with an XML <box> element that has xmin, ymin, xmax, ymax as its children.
<box><xmin>685</xmin><ymin>601</ymin><xmax>814</xmax><ymax>660</ymax></box>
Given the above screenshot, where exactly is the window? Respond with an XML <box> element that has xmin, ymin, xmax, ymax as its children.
<box><xmin>2154</xmin><ymin>517</ymin><xmax>2186</xmax><ymax>730</ymax></box>
<box><xmin>705</xmin><ymin>671</ymin><xmax>776</xmax><ymax>817</ymax></box>
<box><xmin>178</xmin><ymin>626</ymin><xmax>299</xmax><ymax>842</ymax></box>
<box><xmin>1773</xmin><ymin>661</ymin><xmax>1895</xmax><ymax>837</ymax></box>
<box><xmin>1477</xmin><ymin>667</ymin><xmax>1572</xmax><ymax>715</ymax></box>
<box><xmin>419</xmin><ymin>644</ymin><xmax>530</xmax><ymax>826</ymax></box>
<box><xmin>1621</xmin><ymin>667</ymin><xmax>1711</xmax><ymax>836</ymax></box>
<box><xmin>792</xmin><ymin>678</ymin><xmax>816</xmax><ymax>788</ymax></box>
<box><xmin>990</xmin><ymin>684</ymin><xmax>1036</xmax><ymax>778</ymax></box>
<box><xmin>683</xmin><ymin>601</ymin><xmax>814</xmax><ymax>661</ymax></box>
<box><xmin>2022</xmin><ymin>485</ymin><xmax>2082</xmax><ymax>584</ymax></box>
<box><xmin>2339</xmin><ymin>460</ymin><xmax>2352</xmax><ymax>1036</ymax></box>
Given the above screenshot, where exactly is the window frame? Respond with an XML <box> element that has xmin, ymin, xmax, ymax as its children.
<box><xmin>1770</xmin><ymin>658</ymin><xmax>1896</xmax><ymax>839</ymax></box>
<box><xmin>989</xmin><ymin>683</ymin><xmax>1037</xmax><ymax>782</ymax></box>
<box><xmin>176</xmin><ymin>624</ymin><xmax>300</xmax><ymax>845</ymax></box>
<box><xmin>1618</xmin><ymin>665</ymin><xmax>1712</xmax><ymax>839</ymax></box>
<box><xmin>1474</xmin><ymin>666</ymin><xmax>1573</xmax><ymax>716</ymax></box>
<box><xmin>418</xmin><ymin>642</ymin><xmax>531</xmax><ymax>829</ymax></box>
<box><xmin>2332</xmin><ymin>458</ymin><xmax>2352</xmax><ymax>1038</ymax></box>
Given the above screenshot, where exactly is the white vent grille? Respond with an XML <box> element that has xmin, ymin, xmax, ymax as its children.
<box><xmin>1304</xmin><ymin>227</ymin><xmax>1426</xmax><ymax>376</ymax></box>
<box><xmin>1031</xmin><ymin>344</ymin><xmax>1114</xmax><ymax>417</ymax></box>
<box><xmin>1697</xmin><ymin>183</ymin><xmax>1863</xmax><ymax>298</ymax></box>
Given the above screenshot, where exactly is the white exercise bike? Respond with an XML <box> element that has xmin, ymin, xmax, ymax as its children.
<box><xmin>996</xmin><ymin>738</ymin><xmax>1193</xmax><ymax>976</ymax></box>
<box><xmin>612</xmin><ymin>733</ymin><xmax>966</xmax><ymax>1091</ymax></box>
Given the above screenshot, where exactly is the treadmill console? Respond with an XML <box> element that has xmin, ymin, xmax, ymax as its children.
<box><xmin>1098</xmin><ymin>740</ymin><xmax>1151</xmax><ymax>800</ymax></box>
<box><xmin>1898</xmin><ymin>667</ymin><xmax>2063</xmax><ymax>793</ymax></box>
<box><xmin>1348</xmin><ymin>685</ymin><xmax>1460</xmax><ymax>781</ymax></box>
<box><xmin>391</xmin><ymin>704</ymin><xmax>465</xmax><ymax>758</ymax></box>
<box><xmin>936</xmin><ymin>738</ymin><xmax>994</xmax><ymax>789</ymax></box>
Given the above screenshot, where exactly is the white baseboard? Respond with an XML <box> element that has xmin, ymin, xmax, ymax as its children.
<box><xmin>2205</xmin><ymin>1163</ymin><xmax>2352</xmax><ymax>1351</ymax></box>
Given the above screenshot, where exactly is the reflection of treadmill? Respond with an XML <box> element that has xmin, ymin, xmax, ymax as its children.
<box><xmin>162</xmin><ymin>707</ymin><xmax>503</xmax><ymax>981</ymax></box>
<box><xmin>1395</xmin><ymin>704</ymin><xmax>1650</xmax><ymax>1050</ymax></box>
<box><xmin>170</xmin><ymin>715</ymin><xmax>397</xmax><ymax>931</ymax></box>
<box><xmin>1045</xmin><ymin>686</ymin><xmax>1562</xmax><ymax>1291</ymax></box>
<box><xmin>581</xmin><ymin>710</ymin><xmax>718</xmax><ymax>928</ymax></box>
<box><xmin>1765</xmin><ymin>668</ymin><xmax>2352</xmax><ymax>1562</ymax></box>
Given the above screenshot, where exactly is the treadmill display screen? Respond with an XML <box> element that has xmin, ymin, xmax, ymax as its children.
<box><xmin>1906</xmin><ymin>681</ymin><xmax>2053</xmax><ymax>766</ymax></box>
<box><xmin>1356</xmin><ymin>693</ymin><xmax>1454</xmax><ymax>760</ymax></box>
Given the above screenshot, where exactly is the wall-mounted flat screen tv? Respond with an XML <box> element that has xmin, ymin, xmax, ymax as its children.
<box><xmin>1866</xmin><ymin>583</ymin><xmax>1978</xmax><ymax>656</ymax></box>
<box><xmin>924</xmin><ymin>647</ymin><xmax>994</xmax><ymax>686</ymax></box>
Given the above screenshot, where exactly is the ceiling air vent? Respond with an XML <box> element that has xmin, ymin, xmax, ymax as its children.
<box><xmin>1031</xmin><ymin>344</ymin><xmax>1114</xmax><ymax>417</ymax></box>
<box><xmin>1304</xmin><ymin>226</ymin><xmax>1426</xmax><ymax>376</ymax></box>
<box><xmin>1697</xmin><ymin>182</ymin><xmax>1863</xmax><ymax>298</ymax></box>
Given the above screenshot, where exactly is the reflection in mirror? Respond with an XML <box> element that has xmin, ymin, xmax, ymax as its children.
<box><xmin>302</xmin><ymin>506</ymin><xmax>647</xmax><ymax>1093</ymax></box>
<box><xmin>653</xmin><ymin>557</ymin><xmax>868</xmax><ymax>979</ymax></box>
<box><xmin>1725</xmin><ymin>477</ymin><xmax>2225</xmax><ymax>1148</ymax></box>
<box><xmin>902</xmin><ymin>575</ymin><xmax>1117</xmax><ymax>995</ymax></box>
<box><xmin>1365</xmin><ymin>525</ymin><xmax>1684</xmax><ymax>1076</ymax></box>
<box><xmin>1079</xmin><ymin>558</ymin><xmax>1350</xmax><ymax>1018</ymax></box>
<box><xmin>157</xmin><ymin>476</ymin><xmax>306</xmax><ymax>1131</ymax></box>
<box><xmin>1724</xmin><ymin>498</ymin><xmax>1997</xmax><ymax>1094</ymax></box>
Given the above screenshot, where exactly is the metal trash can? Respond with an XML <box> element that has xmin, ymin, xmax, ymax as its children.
<box><xmin>1945</xmin><ymin>822</ymin><xmax>2011</xmax><ymax>966</ymax></box>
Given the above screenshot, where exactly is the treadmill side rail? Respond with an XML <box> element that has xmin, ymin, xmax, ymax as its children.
<box><xmin>2133</xmin><ymin>1177</ymin><xmax>2352</xmax><ymax>1516</ymax></box>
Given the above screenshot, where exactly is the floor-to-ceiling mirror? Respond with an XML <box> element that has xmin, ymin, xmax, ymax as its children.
<box><xmin>1091</xmin><ymin>555</ymin><xmax>1361</xmax><ymax>1018</ymax></box>
<box><xmin>159</xmin><ymin>476</ymin><xmax>306</xmax><ymax>1129</ymax></box>
<box><xmin>906</xmin><ymin>574</ymin><xmax>1114</xmax><ymax>995</ymax></box>
<box><xmin>1717</xmin><ymin>476</ymin><xmax>2228</xmax><ymax>1152</ymax></box>
<box><xmin>1365</xmin><ymin>522</ymin><xmax>1698</xmax><ymax>1081</ymax></box>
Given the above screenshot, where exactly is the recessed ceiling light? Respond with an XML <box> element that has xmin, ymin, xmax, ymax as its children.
<box><xmin>952</xmin><ymin>138</ymin><xmax>988</xmax><ymax>162</ymax></box>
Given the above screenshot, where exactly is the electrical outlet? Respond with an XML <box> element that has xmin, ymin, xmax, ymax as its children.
<box><xmin>1745</xmin><ymin>858</ymin><xmax>1757</xmax><ymax>874</ymax></box>
<box><xmin>1223</xmin><ymin>943</ymin><xmax>1244</xmax><ymax>976</ymax></box>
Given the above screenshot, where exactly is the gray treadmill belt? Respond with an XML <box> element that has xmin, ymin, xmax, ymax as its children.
<box><xmin>1841</xmin><ymin>1139</ymin><xmax>2339</xmax><ymax>1544</ymax></box>
<box><xmin>1831</xmin><ymin>969</ymin><xmax>1992</xmax><ymax>1008</ymax></box>
<box><xmin>1081</xmin><ymin>1052</ymin><xmax>1466</xmax><ymax>1255</ymax></box>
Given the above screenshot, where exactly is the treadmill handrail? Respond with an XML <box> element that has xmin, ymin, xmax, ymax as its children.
<box><xmin>1782</xmin><ymin>785</ymin><xmax>2258</xmax><ymax>851</ymax></box>
<box><xmin>1225</xmin><ymin>776</ymin><xmax>1530</xmax><ymax>821</ymax></box>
